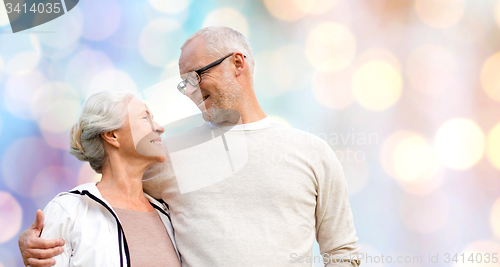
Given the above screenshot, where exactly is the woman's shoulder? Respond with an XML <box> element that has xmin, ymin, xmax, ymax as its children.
<box><xmin>44</xmin><ymin>183</ymin><xmax>101</xmax><ymax>216</ymax></box>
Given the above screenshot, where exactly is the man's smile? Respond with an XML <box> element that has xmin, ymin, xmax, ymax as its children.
<box><xmin>195</xmin><ymin>89</ymin><xmax>212</xmax><ymax>108</ymax></box>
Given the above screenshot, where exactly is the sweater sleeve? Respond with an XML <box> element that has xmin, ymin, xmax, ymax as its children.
<box><xmin>315</xmin><ymin>144</ymin><xmax>361</xmax><ymax>267</ymax></box>
<box><xmin>40</xmin><ymin>200</ymin><xmax>73</xmax><ymax>267</ymax></box>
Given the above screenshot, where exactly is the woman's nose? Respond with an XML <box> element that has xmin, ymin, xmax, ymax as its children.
<box><xmin>153</xmin><ymin>122</ymin><xmax>164</xmax><ymax>134</ymax></box>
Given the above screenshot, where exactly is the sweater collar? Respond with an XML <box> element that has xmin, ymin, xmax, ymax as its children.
<box><xmin>208</xmin><ymin>116</ymin><xmax>276</xmax><ymax>131</ymax></box>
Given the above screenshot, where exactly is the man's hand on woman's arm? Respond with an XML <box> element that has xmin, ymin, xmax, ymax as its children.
<box><xmin>18</xmin><ymin>210</ymin><xmax>65</xmax><ymax>267</ymax></box>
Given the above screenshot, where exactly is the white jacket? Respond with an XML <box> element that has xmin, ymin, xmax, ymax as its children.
<box><xmin>40</xmin><ymin>183</ymin><xmax>181</xmax><ymax>267</ymax></box>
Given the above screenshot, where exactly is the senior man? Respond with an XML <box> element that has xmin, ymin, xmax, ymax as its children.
<box><xmin>19</xmin><ymin>26</ymin><xmax>361</xmax><ymax>266</ymax></box>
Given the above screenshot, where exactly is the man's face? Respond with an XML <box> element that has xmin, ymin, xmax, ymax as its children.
<box><xmin>179</xmin><ymin>37</ymin><xmax>243</xmax><ymax>124</ymax></box>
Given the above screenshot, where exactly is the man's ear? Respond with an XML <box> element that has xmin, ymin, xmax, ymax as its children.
<box><xmin>101</xmin><ymin>131</ymin><xmax>120</xmax><ymax>148</ymax></box>
<box><xmin>233</xmin><ymin>52</ymin><xmax>246</xmax><ymax>76</ymax></box>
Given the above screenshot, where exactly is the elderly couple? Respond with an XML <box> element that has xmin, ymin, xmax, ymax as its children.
<box><xmin>18</xmin><ymin>26</ymin><xmax>361</xmax><ymax>267</ymax></box>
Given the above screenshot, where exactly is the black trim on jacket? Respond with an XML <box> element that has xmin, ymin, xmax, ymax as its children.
<box><xmin>69</xmin><ymin>190</ymin><xmax>131</xmax><ymax>267</ymax></box>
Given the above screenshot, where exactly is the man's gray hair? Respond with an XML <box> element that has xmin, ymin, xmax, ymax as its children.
<box><xmin>181</xmin><ymin>26</ymin><xmax>255</xmax><ymax>75</ymax></box>
<box><xmin>69</xmin><ymin>91</ymin><xmax>135</xmax><ymax>173</ymax></box>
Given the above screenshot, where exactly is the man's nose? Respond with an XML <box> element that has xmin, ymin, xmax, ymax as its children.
<box><xmin>185</xmin><ymin>84</ymin><xmax>201</xmax><ymax>100</ymax></box>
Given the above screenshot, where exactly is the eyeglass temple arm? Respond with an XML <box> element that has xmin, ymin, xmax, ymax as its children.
<box><xmin>195</xmin><ymin>53</ymin><xmax>246</xmax><ymax>74</ymax></box>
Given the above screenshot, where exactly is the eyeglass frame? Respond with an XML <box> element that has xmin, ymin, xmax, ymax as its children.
<box><xmin>177</xmin><ymin>52</ymin><xmax>246</xmax><ymax>95</ymax></box>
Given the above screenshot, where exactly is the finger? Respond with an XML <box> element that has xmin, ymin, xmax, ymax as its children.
<box><xmin>27</xmin><ymin>257</ymin><xmax>56</xmax><ymax>267</ymax></box>
<box><xmin>26</xmin><ymin>237</ymin><xmax>65</xmax><ymax>250</ymax></box>
<box><xmin>26</xmin><ymin>246</ymin><xmax>64</xmax><ymax>260</ymax></box>
<box><xmin>33</xmin><ymin>210</ymin><xmax>45</xmax><ymax>232</ymax></box>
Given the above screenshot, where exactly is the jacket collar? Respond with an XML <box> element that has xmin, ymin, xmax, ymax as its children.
<box><xmin>65</xmin><ymin>182</ymin><xmax>114</xmax><ymax>207</ymax></box>
<box><xmin>65</xmin><ymin>182</ymin><xmax>180</xmax><ymax>263</ymax></box>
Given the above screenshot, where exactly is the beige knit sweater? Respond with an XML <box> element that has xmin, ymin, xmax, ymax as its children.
<box><xmin>143</xmin><ymin>118</ymin><xmax>360</xmax><ymax>267</ymax></box>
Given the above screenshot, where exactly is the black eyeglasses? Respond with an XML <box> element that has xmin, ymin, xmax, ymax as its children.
<box><xmin>177</xmin><ymin>53</ymin><xmax>246</xmax><ymax>95</ymax></box>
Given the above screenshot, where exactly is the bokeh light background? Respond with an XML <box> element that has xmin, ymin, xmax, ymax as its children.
<box><xmin>0</xmin><ymin>0</ymin><xmax>500</xmax><ymax>266</ymax></box>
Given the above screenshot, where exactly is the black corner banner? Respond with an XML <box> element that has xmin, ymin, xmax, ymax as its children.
<box><xmin>3</xmin><ymin>0</ymin><xmax>79</xmax><ymax>33</ymax></box>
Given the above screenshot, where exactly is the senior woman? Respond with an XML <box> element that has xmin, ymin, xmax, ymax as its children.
<box><xmin>32</xmin><ymin>91</ymin><xmax>181</xmax><ymax>266</ymax></box>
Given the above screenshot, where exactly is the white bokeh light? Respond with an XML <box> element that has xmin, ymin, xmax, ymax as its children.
<box><xmin>1</xmin><ymin>137</ymin><xmax>60</xmax><ymax>197</ymax></box>
<box><xmin>37</xmin><ymin>6</ymin><xmax>84</xmax><ymax>49</ymax></box>
<box><xmin>311</xmin><ymin>69</ymin><xmax>354</xmax><ymax>109</ymax></box>
<box><xmin>66</xmin><ymin>49</ymin><xmax>115</xmax><ymax>92</ymax></box>
<box><xmin>149</xmin><ymin>0</ymin><xmax>191</xmax><ymax>14</ymax></box>
<box><xmin>342</xmin><ymin>156</ymin><xmax>370</xmax><ymax>195</ymax></box>
<box><xmin>414</xmin><ymin>0</ymin><xmax>465</xmax><ymax>28</ymax></box>
<box><xmin>31</xmin><ymin>82</ymin><xmax>82</xmax><ymax>133</ymax></box>
<box><xmin>496</xmin><ymin>1</ymin><xmax>500</xmax><ymax>30</ymax></box>
<box><xmin>264</xmin><ymin>0</ymin><xmax>338</xmax><ymax>21</ymax></box>
<box><xmin>0</xmin><ymin>0</ymin><xmax>10</xmax><ymax>26</ymax></box>
<box><xmin>203</xmin><ymin>8</ymin><xmax>249</xmax><ymax>37</ymax></box>
<box><xmin>139</xmin><ymin>18</ymin><xmax>185</xmax><ymax>67</ymax></box>
<box><xmin>87</xmin><ymin>68</ymin><xmax>138</xmax><ymax>98</ymax></box>
<box><xmin>80</xmin><ymin>0</ymin><xmax>121</xmax><ymax>41</ymax></box>
<box><xmin>41</xmin><ymin>130</ymin><xmax>71</xmax><ymax>150</ymax></box>
<box><xmin>487</xmin><ymin>123</ymin><xmax>500</xmax><ymax>170</ymax></box>
<box><xmin>30</xmin><ymin>34</ymin><xmax>41</xmax><ymax>53</ymax></box>
<box><xmin>78</xmin><ymin>163</ymin><xmax>102</xmax><ymax>185</ymax></box>
<box><xmin>264</xmin><ymin>0</ymin><xmax>308</xmax><ymax>21</ymax></box>
<box><xmin>160</xmin><ymin>60</ymin><xmax>180</xmax><ymax>81</ymax></box>
<box><xmin>355</xmin><ymin>48</ymin><xmax>401</xmax><ymax>73</ymax></box>
<box><xmin>5</xmin><ymin>51</ymin><xmax>41</xmax><ymax>76</ymax></box>
<box><xmin>4</xmin><ymin>71</ymin><xmax>47</xmax><ymax>120</ymax></box>
<box><xmin>434</xmin><ymin>118</ymin><xmax>485</xmax><ymax>170</ymax></box>
<box><xmin>293</xmin><ymin>0</ymin><xmax>338</xmax><ymax>15</ymax></box>
<box><xmin>305</xmin><ymin>22</ymin><xmax>357</xmax><ymax>73</ymax></box>
<box><xmin>400</xmin><ymin>189</ymin><xmax>450</xmax><ymax>233</ymax></box>
<box><xmin>381</xmin><ymin>131</ymin><xmax>444</xmax><ymax>195</ymax></box>
<box><xmin>407</xmin><ymin>44</ymin><xmax>458</xmax><ymax>95</ymax></box>
<box><xmin>357</xmin><ymin>243</ymin><xmax>385</xmax><ymax>267</ymax></box>
<box><xmin>255</xmin><ymin>44</ymin><xmax>311</xmax><ymax>97</ymax></box>
<box><xmin>0</xmin><ymin>192</ymin><xmax>23</xmax><ymax>244</ymax></box>
<box><xmin>0</xmin><ymin>55</ymin><xmax>3</xmax><ymax>83</ymax></box>
<box><xmin>481</xmin><ymin>52</ymin><xmax>500</xmax><ymax>103</ymax></box>
<box><xmin>31</xmin><ymin>166</ymin><xmax>77</xmax><ymax>209</ymax></box>
<box><xmin>392</xmin><ymin>134</ymin><xmax>440</xmax><ymax>182</ymax></box>
<box><xmin>352</xmin><ymin>61</ymin><xmax>402</xmax><ymax>111</ymax></box>
<box><xmin>491</xmin><ymin>197</ymin><xmax>500</xmax><ymax>240</ymax></box>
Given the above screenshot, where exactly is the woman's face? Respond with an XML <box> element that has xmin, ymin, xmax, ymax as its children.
<box><xmin>124</xmin><ymin>97</ymin><xmax>166</xmax><ymax>163</ymax></box>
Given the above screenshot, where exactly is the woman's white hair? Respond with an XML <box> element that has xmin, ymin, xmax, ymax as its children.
<box><xmin>69</xmin><ymin>91</ymin><xmax>136</xmax><ymax>173</ymax></box>
<box><xmin>181</xmin><ymin>26</ymin><xmax>255</xmax><ymax>76</ymax></box>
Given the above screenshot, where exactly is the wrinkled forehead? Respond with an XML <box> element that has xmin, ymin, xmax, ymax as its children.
<box><xmin>178</xmin><ymin>37</ymin><xmax>210</xmax><ymax>74</ymax></box>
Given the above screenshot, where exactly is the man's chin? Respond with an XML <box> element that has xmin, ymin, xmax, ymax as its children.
<box><xmin>202</xmin><ymin>111</ymin><xmax>211</xmax><ymax>122</ymax></box>
<box><xmin>203</xmin><ymin>108</ymin><xmax>241</xmax><ymax>125</ymax></box>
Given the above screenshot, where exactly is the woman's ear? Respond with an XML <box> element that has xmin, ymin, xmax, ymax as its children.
<box><xmin>101</xmin><ymin>131</ymin><xmax>120</xmax><ymax>148</ymax></box>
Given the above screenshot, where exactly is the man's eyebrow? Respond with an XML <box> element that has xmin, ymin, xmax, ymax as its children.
<box><xmin>182</xmin><ymin>62</ymin><xmax>205</xmax><ymax>74</ymax></box>
<box><xmin>182</xmin><ymin>67</ymin><xmax>197</xmax><ymax>74</ymax></box>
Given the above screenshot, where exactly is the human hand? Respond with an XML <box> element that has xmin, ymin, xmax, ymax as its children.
<box><xmin>18</xmin><ymin>210</ymin><xmax>64</xmax><ymax>266</ymax></box>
